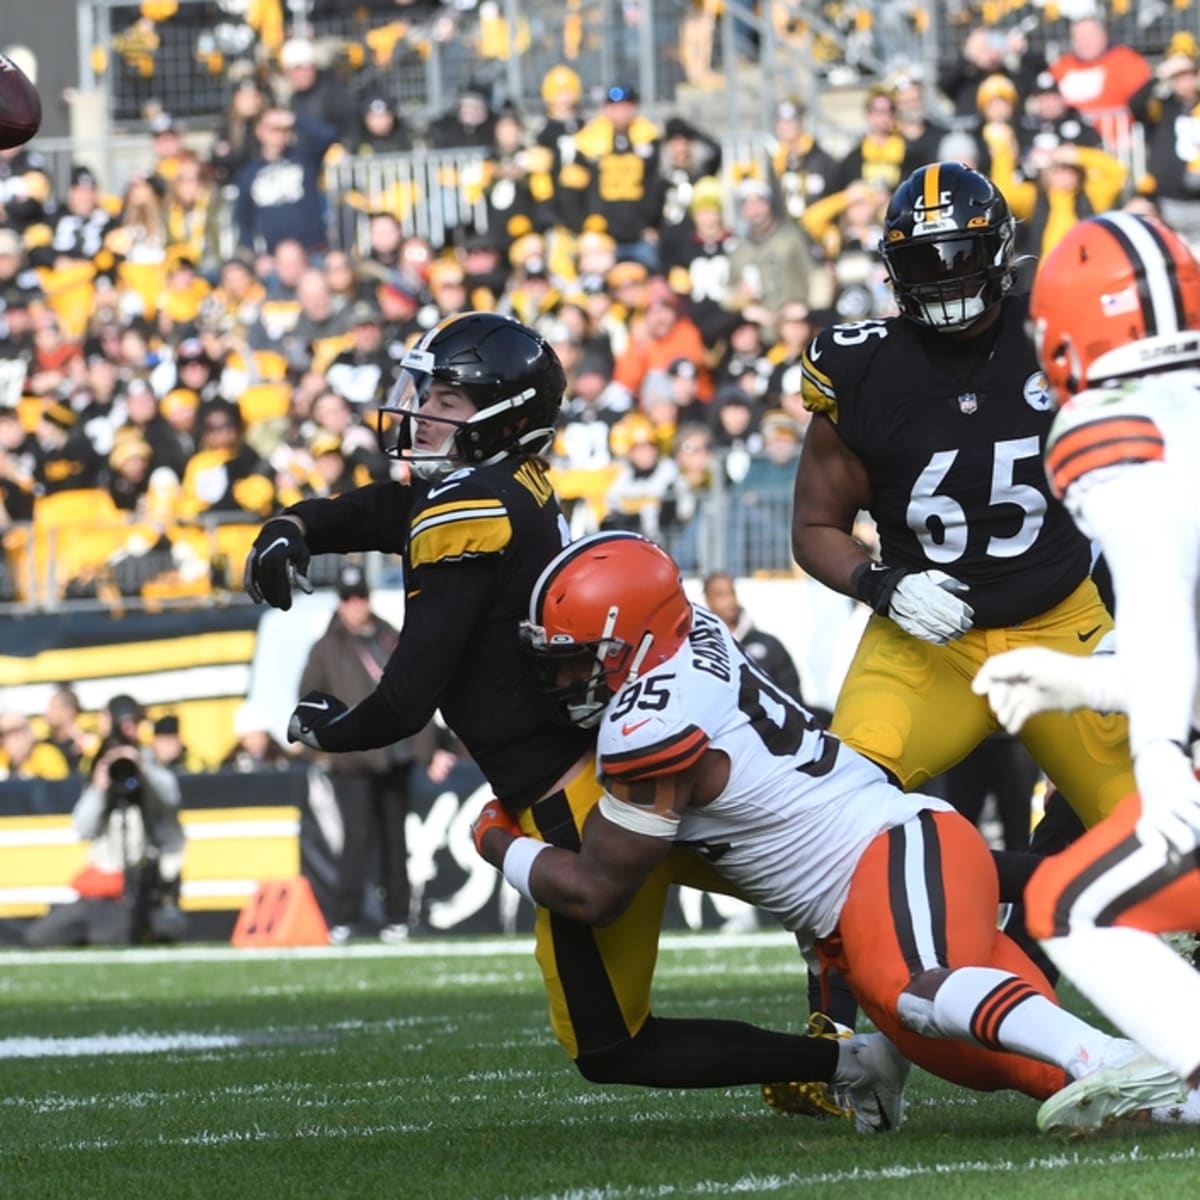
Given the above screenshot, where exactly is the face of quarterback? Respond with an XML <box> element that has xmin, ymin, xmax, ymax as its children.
<box><xmin>412</xmin><ymin>382</ymin><xmax>477</xmax><ymax>467</ymax></box>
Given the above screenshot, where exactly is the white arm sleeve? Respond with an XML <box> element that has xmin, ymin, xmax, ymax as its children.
<box><xmin>1071</xmin><ymin>464</ymin><xmax>1200</xmax><ymax>755</ymax></box>
<box><xmin>598</xmin><ymin>792</ymin><xmax>680</xmax><ymax>839</ymax></box>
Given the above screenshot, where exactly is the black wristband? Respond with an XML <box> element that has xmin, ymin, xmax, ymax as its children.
<box><xmin>851</xmin><ymin>562</ymin><xmax>908</xmax><ymax>616</ymax></box>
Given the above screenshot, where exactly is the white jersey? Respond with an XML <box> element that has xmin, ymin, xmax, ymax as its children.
<box><xmin>1045</xmin><ymin>367</ymin><xmax>1200</xmax><ymax>750</ymax></box>
<box><xmin>595</xmin><ymin>604</ymin><xmax>948</xmax><ymax>944</ymax></box>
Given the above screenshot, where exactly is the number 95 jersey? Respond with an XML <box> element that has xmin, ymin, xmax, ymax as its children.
<box><xmin>595</xmin><ymin>604</ymin><xmax>943</xmax><ymax>944</ymax></box>
<box><xmin>800</xmin><ymin>296</ymin><xmax>1092</xmax><ymax>627</ymax></box>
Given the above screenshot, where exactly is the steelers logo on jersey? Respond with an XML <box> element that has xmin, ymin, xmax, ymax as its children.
<box><xmin>1023</xmin><ymin>370</ymin><xmax>1053</xmax><ymax>412</ymax></box>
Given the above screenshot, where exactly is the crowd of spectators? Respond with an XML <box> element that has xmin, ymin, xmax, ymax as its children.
<box><xmin>0</xmin><ymin>10</ymin><xmax>1197</xmax><ymax>608</ymax></box>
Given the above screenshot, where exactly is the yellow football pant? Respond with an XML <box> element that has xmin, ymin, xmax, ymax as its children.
<box><xmin>830</xmin><ymin>577</ymin><xmax>1134</xmax><ymax>828</ymax></box>
<box><xmin>519</xmin><ymin>765</ymin><xmax>735</xmax><ymax>1060</ymax></box>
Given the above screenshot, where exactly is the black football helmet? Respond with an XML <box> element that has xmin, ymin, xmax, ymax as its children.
<box><xmin>879</xmin><ymin>162</ymin><xmax>1016</xmax><ymax>331</ymax></box>
<box><xmin>380</xmin><ymin>312</ymin><xmax>566</xmax><ymax>479</ymax></box>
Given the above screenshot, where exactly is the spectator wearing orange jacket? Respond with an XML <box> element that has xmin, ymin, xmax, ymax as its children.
<box><xmin>613</xmin><ymin>279</ymin><xmax>712</xmax><ymax>404</ymax></box>
<box><xmin>1049</xmin><ymin>15</ymin><xmax>1151</xmax><ymax>140</ymax></box>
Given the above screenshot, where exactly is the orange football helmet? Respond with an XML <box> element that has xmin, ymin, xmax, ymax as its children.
<box><xmin>520</xmin><ymin>532</ymin><xmax>693</xmax><ymax>727</ymax></box>
<box><xmin>1031</xmin><ymin>212</ymin><xmax>1200</xmax><ymax>406</ymax></box>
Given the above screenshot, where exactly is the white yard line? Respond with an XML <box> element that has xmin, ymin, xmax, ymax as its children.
<box><xmin>528</xmin><ymin>1146</ymin><xmax>1200</xmax><ymax>1197</ymax></box>
<box><xmin>0</xmin><ymin>929</ymin><xmax>795</xmax><ymax>967</ymax></box>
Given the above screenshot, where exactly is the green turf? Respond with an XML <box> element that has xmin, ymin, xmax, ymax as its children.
<box><xmin>1</xmin><ymin>934</ymin><xmax>1195</xmax><ymax>1199</ymax></box>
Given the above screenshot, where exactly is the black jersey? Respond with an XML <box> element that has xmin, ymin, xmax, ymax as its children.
<box><xmin>799</xmin><ymin>297</ymin><xmax>1092</xmax><ymax>627</ymax></box>
<box><xmin>289</xmin><ymin>459</ymin><xmax>593</xmax><ymax>808</ymax></box>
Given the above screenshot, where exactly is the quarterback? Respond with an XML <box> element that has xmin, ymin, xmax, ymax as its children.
<box><xmin>475</xmin><ymin>531</ymin><xmax>1191</xmax><ymax>1132</ymax></box>
<box><xmin>244</xmin><ymin>312</ymin><xmax>883</xmax><ymax>1102</ymax></box>
<box><xmin>973</xmin><ymin>211</ymin><xmax>1200</xmax><ymax>1128</ymax></box>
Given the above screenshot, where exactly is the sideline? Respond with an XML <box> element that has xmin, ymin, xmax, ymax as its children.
<box><xmin>0</xmin><ymin>928</ymin><xmax>795</xmax><ymax>967</ymax></box>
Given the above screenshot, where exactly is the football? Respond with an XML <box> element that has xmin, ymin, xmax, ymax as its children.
<box><xmin>0</xmin><ymin>53</ymin><xmax>42</xmax><ymax>150</ymax></box>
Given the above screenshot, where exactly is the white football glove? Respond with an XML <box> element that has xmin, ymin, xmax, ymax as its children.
<box><xmin>1134</xmin><ymin>740</ymin><xmax>1200</xmax><ymax>862</ymax></box>
<box><xmin>971</xmin><ymin>647</ymin><xmax>1126</xmax><ymax>733</ymax></box>
<box><xmin>887</xmin><ymin>570</ymin><xmax>974</xmax><ymax>644</ymax></box>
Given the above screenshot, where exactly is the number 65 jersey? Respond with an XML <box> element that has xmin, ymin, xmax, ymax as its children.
<box><xmin>595</xmin><ymin>604</ymin><xmax>947</xmax><ymax>945</ymax></box>
<box><xmin>800</xmin><ymin>295</ymin><xmax>1093</xmax><ymax>627</ymax></box>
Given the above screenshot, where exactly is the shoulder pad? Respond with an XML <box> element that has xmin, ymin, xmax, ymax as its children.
<box><xmin>799</xmin><ymin>329</ymin><xmax>840</xmax><ymax>418</ymax></box>
<box><xmin>1045</xmin><ymin>390</ymin><xmax>1165</xmax><ymax>498</ymax></box>
<box><xmin>409</xmin><ymin>467</ymin><xmax>512</xmax><ymax>567</ymax></box>
<box><xmin>598</xmin><ymin>706</ymin><xmax>710</xmax><ymax>783</ymax></box>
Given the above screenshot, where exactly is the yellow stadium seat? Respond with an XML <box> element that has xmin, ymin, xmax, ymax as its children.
<box><xmin>212</xmin><ymin>523</ymin><xmax>261</xmax><ymax>589</ymax></box>
<box><xmin>548</xmin><ymin>465</ymin><xmax>620</xmax><ymax>524</ymax></box>
<box><xmin>34</xmin><ymin>487</ymin><xmax>120</xmax><ymax>530</ymax></box>
<box><xmin>17</xmin><ymin>396</ymin><xmax>42</xmax><ymax>433</ymax></box>
<box><xmin>239</xmin><ymin>382</ymin><xmax>291</xmax><ymax>426</ymax></box>
<box><xmin>32</xmin><ymin>488</ymin><xmax>126</xmax><ymax>602</ymax></box>
<box><xmin>118</xmin><ymin>260</ymin><xmax>169</xmax><ymax>320</ymax></box>
<box><xmin>3</xmin><ymin>526</ymin><xmax>31</xmax><ymax>602</ymax></box>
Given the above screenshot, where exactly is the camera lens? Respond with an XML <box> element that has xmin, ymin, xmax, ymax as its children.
<box><xmin>109</xmin><ymin>758</ymin><xmax>141</xmax><ymax>791</ymax></box>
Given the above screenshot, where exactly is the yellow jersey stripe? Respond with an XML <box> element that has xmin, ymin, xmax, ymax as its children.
<box><xmin>409</xmin><ymin>511</ymin><xmax>513</xmax><ymax>567</ymax></box>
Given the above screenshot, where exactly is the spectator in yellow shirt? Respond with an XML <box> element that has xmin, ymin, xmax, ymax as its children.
<box><xmin>990</xmin><ymin>130</ymin><xmax>1127</xmax><ymax>259</ymax></box>
<box><xmin>0</xmin><ymin>712</ymin><xmax>70</xmax><ymax>780</ymax></box>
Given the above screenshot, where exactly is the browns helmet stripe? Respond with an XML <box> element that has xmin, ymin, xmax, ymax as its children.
<box><xmin>1138</xmin><ymin>213</ymin><xmax>1189</xmax><ymax>334</ymax></box>
<box><xmin>527</xmin><ymin>531</ymin><xmax>642</xmax><ymax>625</ymax></box>
<box><xmin>1095</xmin><ymin>212</ymin><xmax>1185</xmax><ymax>338</ymax></box>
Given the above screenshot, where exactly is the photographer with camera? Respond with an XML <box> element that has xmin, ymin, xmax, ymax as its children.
<box><xmin>24</xmin><ymin>695</ymin><xmax>187</xmax><ymax>948</ymax></box>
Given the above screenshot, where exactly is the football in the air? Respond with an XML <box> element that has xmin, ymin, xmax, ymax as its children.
<box><xmin>0</xmin><ymin>53</ymin><xmax>42</xmax><ymax>150</ymax></box>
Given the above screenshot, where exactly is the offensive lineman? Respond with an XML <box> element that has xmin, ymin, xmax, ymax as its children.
<box><xmin>973</xmin><ymin>211</ymin><xmax>1200</xmax><ymax>1128</ymax></box>
<box><xmin>789</xmin><ymin>163</ymin><xmax>1137</xmax><ymax>1036</ymax></box>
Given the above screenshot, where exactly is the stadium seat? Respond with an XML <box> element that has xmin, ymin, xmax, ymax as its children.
<box><xmin>32</xmin><ymin>489</ymin><xmax>126</xmax><ymax>603</ymax></box>
<box><xmin>238</xmin><ymin>382</ymin><xmax>291</xmax><ymax>427</ymax></box>
<box><xmin>212</xmin><ymin>523</ymin><xmax>262</xmax><ymax>589</ymax></box>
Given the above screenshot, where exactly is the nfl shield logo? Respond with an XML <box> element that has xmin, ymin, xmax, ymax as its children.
<box><xmin>958</xmin><ymin>392</ymin><xmax>978</xmax><ymax>414</ymax></box>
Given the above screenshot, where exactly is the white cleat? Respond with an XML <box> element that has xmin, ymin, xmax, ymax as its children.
<box><xmin>833</xmin><ymin>1033</ymin><xmax>911</xmax><ymax>1133</ymax></box>
<box><xmin>1038</xmin><ymin>1041</ymin><xmax>1188</xmax><ymax>1134</ymax></box>
<box><xmin>1147</xmin><ymin>1087</ymin><xmax>1200</xmax><ymax>1125</ymax></box>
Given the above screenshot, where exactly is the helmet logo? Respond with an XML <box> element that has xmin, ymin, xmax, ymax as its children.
<box><xmin>1099</xmin><ymin>286</ymin><xmax>1139</xmax><ymax>318</ymax></box>
<box><xmin>912</xmin><ymin>189</ymin><xmax>956</xmax><ymax>234</ymax></box>
<box><xmin>957</xmin><ymin>392</ymin><xmax>978</xmax><ymax>415</ymax></box>
<box><xmin>1023</xmin><ymin>371</ymin><xmax>1053</xmax><ymax>411</ymax></box>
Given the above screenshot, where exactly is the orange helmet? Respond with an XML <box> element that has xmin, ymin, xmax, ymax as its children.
<box><xmin>1031</xmin><ymin>212</ymin><xmax>1200</xmax><ymax>406</ymax></box>
<box><xmin>520</xmin><ymin>532</ymin><xmax>693</xmax><ymax>727</ymax></box>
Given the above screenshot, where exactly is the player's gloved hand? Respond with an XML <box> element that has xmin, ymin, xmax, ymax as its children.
<box><xmin>244</xmin><ymin>518</ymin><xmax>313</xmax><ymax>611</ymax></box>
<box><xmin>1134</xmin><ymin>740</ymin><xmax>1200</xmax><ymax>862</ymax></box>
<box><xmin>287</xmin><ymin>690</ymin><xmax>350</xmax><ymax>751</ymax></box>
<box><xmin>471</xmin><ymin>798</ymin><xmax>523</xmax><ymax>864</ymax></box>
<box><xmin>972</xmin><ymin>647</ymin><xmax>1125</xmax><ymax>733</ymax></box>
<box><xmin>853</xmin><ymin>563</ymin><xmax>973</xmax><ymax>644</ymax></box>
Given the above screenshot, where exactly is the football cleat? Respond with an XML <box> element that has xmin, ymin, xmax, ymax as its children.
<box><xmin>379</xmin><ymin>923</ymin><xmax>409</xmax><ymax>945</ymax></box>
<box><xmin>1037</xmin><ymin>1040</ymin><xmax>1188</xmax><ymax>1135</ymax></box>
<box><xmin>761</xmin><ymin>1013</ymin><xmax>853</xmax><ymax>1120</ymax></box>
<box><xmin>1147</xmin><ymin>1087</ymin><xmax>1200</xmax><ymax>1124</ymax></box>
<box><xmin>832</xmin><ymin>1032</ymin><xmax>911</xmax><ymax>1134</ymax></box>
<box><xmin>327</xmin><ymin>924</ymin><xmax>352</xmax><ymax>946</ymax></box>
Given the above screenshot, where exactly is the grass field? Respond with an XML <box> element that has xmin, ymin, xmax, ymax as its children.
<box><xmin>1</xmin><ymin>931</ymin><xmax>1196</xmax><ymax>1199</ymax></box>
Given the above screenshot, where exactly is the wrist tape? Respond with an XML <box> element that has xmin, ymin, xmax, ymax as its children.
<box><xmin>502</xmin><ymin>837</ymin><xmax>549</xmax><ymax>904</ymax></box>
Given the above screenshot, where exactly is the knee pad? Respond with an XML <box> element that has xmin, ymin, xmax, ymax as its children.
<box><xmin>896</xmin><ymin>990</ymin><xmax>940</xmax><ymax>1038</ymax></box>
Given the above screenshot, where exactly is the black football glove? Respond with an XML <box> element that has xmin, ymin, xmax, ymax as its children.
<box><xmin>245</xmin><ymin>518</ymin><xmax>313</xmax><ymax>611</ymax></box>
<box><xmin>287</xmin><ymin>691</ymin><xmax>351</xmax><ymax>751</ymax></box>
